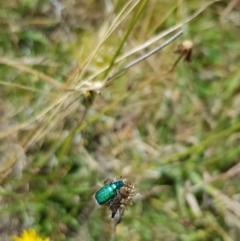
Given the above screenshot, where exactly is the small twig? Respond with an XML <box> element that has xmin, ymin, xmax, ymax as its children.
<box><xmin>110</xmin><ymin>209</ymin><xmax>124</xmax><ymax>241</ymax></box>
<box><xmin>108</xmin><ymin>30</ymin><xmax>183</xmax><ymax>80</ymax></box>
<box><xmin>110</xmin><ymin>221</ymin><xmax>116</xmax><ymax>241</ymax></box>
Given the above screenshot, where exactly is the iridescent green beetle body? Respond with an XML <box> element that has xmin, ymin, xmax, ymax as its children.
<box><xmin>95</xmin><ymin>180</ymin><xmax>124</xmax><ymax>205</ymax></box>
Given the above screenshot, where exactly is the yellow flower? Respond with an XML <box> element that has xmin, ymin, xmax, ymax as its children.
<box><xmin>13</xmin><ymin>229</ymin><xmax>49</xmax><ymax>241</ymax></box>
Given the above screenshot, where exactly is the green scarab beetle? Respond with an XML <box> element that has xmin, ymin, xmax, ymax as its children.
<box><xmin>95</xmin><ymin>180</ymin><xmax>124</xmax><ymax>205</ymax></box>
